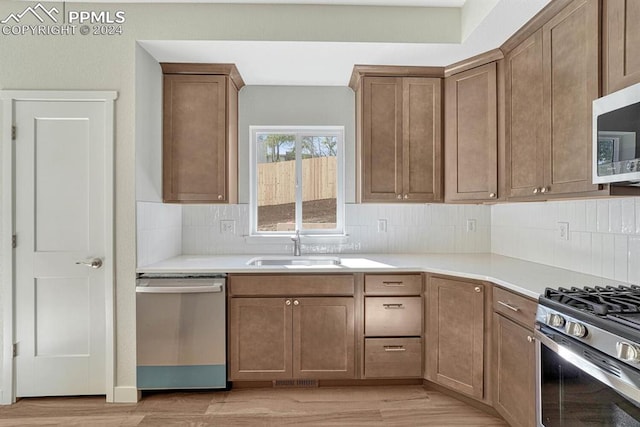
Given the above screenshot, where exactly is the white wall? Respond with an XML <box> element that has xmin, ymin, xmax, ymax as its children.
<box><xmin>492</xmin><ymin>197</ymin><xmax>640</xmax><ymax>284</ymax></box>
<box><xmin>137</xmin><ymin>202</ymin><xmax>182</xmax><ymax>267</ymax></box>
<box><xmin>135</xmin><ymin>44</ymin><xmax>164</xmax><ymax>203</ymax></box>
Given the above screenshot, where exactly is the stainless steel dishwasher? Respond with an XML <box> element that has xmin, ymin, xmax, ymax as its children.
<box><xmin>136</xmin><ymin>275</ymin><xmax>226</xmax><ymax>389</ymax></box>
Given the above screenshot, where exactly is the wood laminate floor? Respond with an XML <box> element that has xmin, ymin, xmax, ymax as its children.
<box><xmin>0</xmin><ymin>385</ymin><xmax>508</xmax><ymax>426</ymax></box>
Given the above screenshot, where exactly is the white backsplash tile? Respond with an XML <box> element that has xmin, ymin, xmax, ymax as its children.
<box><xmin>180</xmin><ymin>203</ymin><xmax>491</xmax><ymax>255</ymax></box>
<box><xmin>136</xmin><ymin>201</ymin><xmax>182</xmax><ymax>267</ymax></box>
<box><xmin>492</xmin><ymin>197</ymin><xmax>640</xmax><ymax>286</ymax></box>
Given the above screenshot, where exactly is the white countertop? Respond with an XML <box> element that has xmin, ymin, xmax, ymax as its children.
<box><xmin>136</xmin><ymin>253</ymin><xmax>630</xmax><ymax>300</ymax></box>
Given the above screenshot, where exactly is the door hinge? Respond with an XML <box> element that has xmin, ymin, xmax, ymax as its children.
<box><xmin>12</xmin><ymin>343</ymin><xmax>17</xmax><ymax>358</ymax></box>
<box><xmin>12</xmin><ymin>234</ymin><xmax>17</xmax><ymax>249</ymax></box>
<box><xmin>11</xmin><ymin>125</ymin><xmax>16</xmax><ymax>140</ymax></box>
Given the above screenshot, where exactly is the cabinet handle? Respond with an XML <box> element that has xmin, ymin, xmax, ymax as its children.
<box><xmin>285</xmin><ymin>299</ymin><xmax>292</xmax><ymax>306</ymax></box>
<box><xmin>382</xmin><ymin>281</ymin><xmax>405</xmax><ymax>287</ymax></box>
<box><xmin>293</xmin><ymin>300</ymin><xmax>299</xmax><ymax>306</ymax></box>
<box><xmin>384</xmin><ymin>345</ymin><xmax>406</xmax><ymax>352</ymax></box>
<box><xmin>527</xmin><ymin>336</ymin><xmax>535</xmax><ymax>343</ymax></box>
<box><xmin>383</xmin><ymin>303</ymin><xmax>404</xmax><ymax>309</ymax></box>
<box><xmin>489</xmin><ymin>192</ymin><xmax>496</xmax><ymax>198</ymax></box>
<box><xmin>497</xmin><ymin>300</ymin><xmax>520</xmax><ymax>312</ymax></box>
<box><xmin>474</xmin><ymin>286</ymin><xmax>482</xmax><ymax>293</ymax></box>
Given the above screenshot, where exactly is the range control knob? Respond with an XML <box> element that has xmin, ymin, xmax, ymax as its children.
<box><xmin>617</xmin><ymin>342</ymin><xmax>640</xmax><ymax>363</ymax></box>
<box><xmin>565</xmin><ymin>321</ymin><xmax>587</xmax><ymax>338</ymax></box>
<box><xmin>546</xmin><ymin>313</ymin><xmax>566</xmax><ymax>328</ymax></box>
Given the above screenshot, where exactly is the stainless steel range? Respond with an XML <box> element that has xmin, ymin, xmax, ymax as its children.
<box><xmin>535</xmin><ymin>286</ymin><xmax>640</xmax><ymax>426</ymax></box>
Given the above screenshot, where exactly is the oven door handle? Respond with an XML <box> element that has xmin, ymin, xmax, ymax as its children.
<box><xmin>534</xmin><ymin>330</ymin><xmax>640</xmax><ymax>406</ymax></box>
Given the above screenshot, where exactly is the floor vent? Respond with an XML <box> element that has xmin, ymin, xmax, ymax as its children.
<box><xmin>273</xmin><ymin>379</ymin><xmax>319</xmax><ymax>388</ymax></box>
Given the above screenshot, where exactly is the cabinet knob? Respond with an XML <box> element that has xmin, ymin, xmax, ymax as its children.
<box><xmin>489</xmin><ymin>193</ymin><xmax>496</xmax><ymax>198</ymax></box>
<box><xmin>527</xmin><ymin>336</ymin><xmax>535</xmax><ymax>343</ymax></box>
<box><xmin>285</xmin><ymin>299</ymin><xmax>292</xmax><ymax>306</ymax></box>
<box><xmin>533</xmin><ymin>188</ymin><xmax>539</xmax><ymax>194</ymax></box>
<box><xmin>397</xmin><ymin>194</ymin><xmax>402</xmax><ymax>200</ymax></box>
<box><xmin>403</xmin><ymin>194</ymin><xmax>408</xmax><ymax>199</ymax></box>
<box><xmin>217</xmin><ymin>195</ymin><xmax>223</xmax><ymax>200</ymax></box>
<box><xmin>540</xmin><ymin>187</ymin><xmax>549</xmax><ymax>194</ymax></box>
<box><xmin>293</xmin><ymin>300</ymin><xmax>299</xmax><ymax>306</ymax></box>
<box><xmin>474</xmin><ymin>286</ymin><xmax>482</xmax><ymax>293</ymax></box>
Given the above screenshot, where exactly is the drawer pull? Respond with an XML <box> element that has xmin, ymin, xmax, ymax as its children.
<box><xmin>497</xmin><ymin>300</ymin><xmax>520</xmax><ymax>312</ymax></box>
<box><xmin>382</xmin><ymin>281</ymin><xmax>405</xmax><ymax>287</ymax></box>
<box><xmin>383</xmin><ymin>303</ymin><xmax>404</xmax><ymax>309</ymax></box>
<box><xmin>383</xmin><ymin>345</ymin><xmax>406</xmax><ymax>352</ymax></box>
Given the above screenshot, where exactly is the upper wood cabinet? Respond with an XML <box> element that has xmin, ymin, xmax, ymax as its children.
<box><xmin>444</xmin><ymin>61</ymin><xmax>499</xmax><ymax>202</ymax></box>
<box><xmin>351</xmin><ymin>66</ymin><xmax>443</xmax><ymax>203</ymax></box>
<box><xmin>603</xmin><ymin>0</ymin><xmax>640</xmax><ymax>94</ymax></box>
<box><xmin>161</xmin><ymin>63</ymin><xmax>243</xmax><ymax>203</ymax></box>
<box><xmin>426</xmin><ymin>275</ymin><xmax>489</xmax><ymax>402</ymax></box>
<box><xmin>505</xmin><ymin>0</ymin><xmax>601</xmax><ymax>200</ymax></box>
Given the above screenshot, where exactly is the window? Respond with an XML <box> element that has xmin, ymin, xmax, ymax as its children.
<box><xmin>250</xmin><ymin>126</ymin><xmax>344</xmax><ymax>235</ymax></box>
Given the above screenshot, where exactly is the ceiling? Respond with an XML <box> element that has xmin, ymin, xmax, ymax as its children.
<box><xmin>138</xmin><ymin>0</ymin><xmax>550</xmax><ymax>86</ymax></box>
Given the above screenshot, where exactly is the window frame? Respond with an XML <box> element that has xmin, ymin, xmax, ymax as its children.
<box><xmin>249</xmin><ymin>125</ymin><xmax>345</xmax><ymax>236</ymax></box>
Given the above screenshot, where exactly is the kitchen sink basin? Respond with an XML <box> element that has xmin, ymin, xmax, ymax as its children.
<box><xmin>247</xmin><ymin>256</ymin><xmax>342</xmax><ymax>267</ymax></box>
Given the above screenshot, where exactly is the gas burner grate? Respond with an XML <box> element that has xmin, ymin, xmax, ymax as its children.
<box><xmin>544</xmin><ymin>285</ymin><xmax>640</xmax><ymax>316</ymax></box>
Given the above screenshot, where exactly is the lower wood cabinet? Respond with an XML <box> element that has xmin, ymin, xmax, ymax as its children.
<box><xmin>229</xmin><ymin>296</ymin><xmax>355</xmax><ymax>381</ymax></box>
<box><xmin>492</xmin><ymin>286</ymin><xmax>537</xmax><ymax>427</ymax></box>
<box><xmin>493</xmin><ymin>314</ymin><xmax>536</xmax><ymax>427</ymax></box>
<box><xmin>426</xmin><ymin>276</ymin><xmax>487</xmax><ymax>401</ymax></box>
<box><xmin>364</xmin><ymin>338</ymin><xmax>422</xmax><ymax>378</ymax></box>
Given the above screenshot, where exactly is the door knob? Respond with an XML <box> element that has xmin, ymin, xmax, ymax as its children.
<box><xmin>76</xmin><ymin>258</ymin><xmax>103</xmax><ymax>269</ymax></box>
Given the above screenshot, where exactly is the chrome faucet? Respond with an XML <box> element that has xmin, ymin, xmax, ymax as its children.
<box><xmin>291</xmin><ymin>229</ymin><xmax>302</xmax><ymax>256</ymax></box>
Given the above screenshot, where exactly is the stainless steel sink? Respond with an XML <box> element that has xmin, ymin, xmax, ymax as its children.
<box><xmin>247</xmin><ymin>256</ymin><xmax>342</xmax><ymax>267</ymax></box>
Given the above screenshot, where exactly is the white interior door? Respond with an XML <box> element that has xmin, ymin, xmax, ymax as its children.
<box><xmin>13</xmin><ymin>98</ymin><xmax>112</xmax><ymax>397</ymax></box>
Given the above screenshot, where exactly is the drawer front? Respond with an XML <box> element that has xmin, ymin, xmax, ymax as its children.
<box><xmin>364</xmin><ymin>338</ymin><xmax>422</xmax><ymax>378</ymax></box>
<box><xmin>229</xmin><ymin>274</ymin><xmax>355</xmax><ymax>297</ymax></box>
<box><xmin>493</xmin><ymin>286</ymin><xmax>537</xmax><ymax>329</ymax></box>
<box><xmin>365</xmin><ymin>297</ymin><xmax>422</xmax><ymax>336</ymax></box>
<box><xmin>365</xmin><ymin>274</ymin><xmax>422</xmax><ymax>295</ymax></box>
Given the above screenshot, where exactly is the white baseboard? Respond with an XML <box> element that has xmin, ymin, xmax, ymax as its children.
<box><xmin>113</xmin><ymin>386</ymin><xmax>140</xmax><ymax>403</ymax></box>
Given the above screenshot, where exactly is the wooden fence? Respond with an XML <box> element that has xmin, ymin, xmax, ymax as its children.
<box><xmin>258</xmin><ymin>157</ymin><xmax>337</xmax><ymax>206</ymax></box>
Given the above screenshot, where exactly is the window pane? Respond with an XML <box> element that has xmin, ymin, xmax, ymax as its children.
<box><xmin>256</xmin><ymin>134</ymin><xmax>296</xmax><ymax>232</ymax></box>
<box><xmin>301</xmin><ymin>136</ymin><xmax>337</xmax><ymax>230</ymax></box>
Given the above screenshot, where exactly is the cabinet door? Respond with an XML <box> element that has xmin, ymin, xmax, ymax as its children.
<box><xmin>163</xmin><ymin>74</ymin><xmax>228</xmax><ymax>203</ymax></box>
<box><xmin>542</xmin><ymin>0</ymin><xmax>600</xmax><ymax>195</ymax></box>
<box><xmin>604</xmin><ymin>0</ymin><xmax>640</xmax><ymax>94</ymax></box>
<box><xmin>228</xmin><ymin>298</ymin><xmax>292</xmax><ymax>380</ymax></box>
<box><xmin>494</xmin><ymin>314</ymin><xmax>536</xmax><ymax>427</ymax></box>
<box><xmin>445</xmin><ymin>63</ymin><xmax>498</xmax><ymax>202</ymax></box>
<box><xmin>293</xmin><ymin>297</ymin><xmax>355</xmax><ymax>379</ymax></box>
<box><xmin>505</xmin><ymin>30</ymin><xmax>545</xmax><ymax>199</ymax></box>
<box><xmin>402</xmin><ymin>78</ymin><xmax>442</xmax><ymax>202</ymax></box>
<box><xmin>362</xmin><ymin>77</ymin><xmax>403</xmax><ymax>202</ymax></box>
<box><xmin>427</xmin><ymin>277</ymin><xmax>485</xmax><ymax>400</ymax></box>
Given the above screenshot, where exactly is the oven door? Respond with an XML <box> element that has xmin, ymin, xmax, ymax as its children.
<box><xmin>535</xmin><ymin>325</ymin><xmax>640</xmax><ymax>426</ymax></box>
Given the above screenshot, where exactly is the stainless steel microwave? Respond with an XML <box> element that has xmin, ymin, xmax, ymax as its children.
<box><xmin>593</xmin><ymin>82</ymin><xmax>640</xmax><ymax>186</ymax></box>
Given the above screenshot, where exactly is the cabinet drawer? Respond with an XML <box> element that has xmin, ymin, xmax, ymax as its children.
<box><xmin>493</xmin><ymin>286</ymin><xmax>537</xmax><ymax>329</ymax></box>
<box><xmin>229</xmin><ymin>274</ymin><xmax>354</xmax><ymax>297</ymax></box>
<box><xmin>365</xmin><ymin>297</ymin><xmax>422</xmax><ymax>336</ymax></box>
<box><xmin>365</xmin><ymin>274</ymin><xmax>422</xmax><ymax>295</ymax></box>
<box><xmin>364</xmin><ymin>338</ymin><xmax>422</xmax><ymax>378</ymax></box>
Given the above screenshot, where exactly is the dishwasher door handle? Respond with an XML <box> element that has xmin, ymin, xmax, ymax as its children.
<box><xmin>136</xmin><ymin>284</ymin><xmax>223</xmax><ymax>294</ymax></box>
